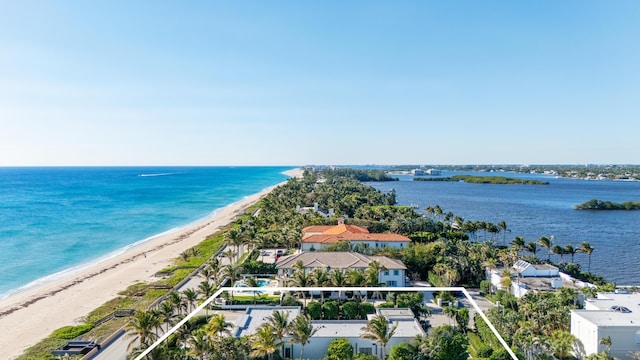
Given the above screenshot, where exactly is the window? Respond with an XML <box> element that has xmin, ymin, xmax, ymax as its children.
<box><xmin>359</xmin><ymin>348</ymin><xmax>372</xmax><ymax>355</ymax></box>
<box><xmin>383</xmin><ymin>271</ymin><xmax>389</xmax><ymax>276</ymax></box>
<box><xmin>386</xmin><ymin>280</ymin><xmax>397</xmax><ymax>287</ymax></box>
<box><xmin>393</xmin><ymin>270</ymin><xmax>399</xmax><ymax>276</ymax></box>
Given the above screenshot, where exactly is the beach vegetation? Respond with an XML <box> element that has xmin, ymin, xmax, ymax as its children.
<box><xmin>414</xmin><ymin>175</ymin><xmax>549</xmax><ymax>185</ymax></box>
<box><xmin>575</xmin><ymin>198</ymin><xmax>640</xmax><ymax>210</ymax></box>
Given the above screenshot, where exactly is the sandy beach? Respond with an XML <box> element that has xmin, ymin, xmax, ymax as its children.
<box><xmin>0</xmin><ymin>168</ymin><xmax>302</xmax><ymax>359</ymax></box>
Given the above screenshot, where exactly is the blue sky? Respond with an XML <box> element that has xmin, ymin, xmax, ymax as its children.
<box><xmin>1</xmin><ymin>1</ymin><xmax>639</xmax><ymax>166</ymax></box>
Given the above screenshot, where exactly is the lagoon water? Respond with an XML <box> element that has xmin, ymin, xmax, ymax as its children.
<box><xmin>0</xmin><ymin>167</ymin><xmax>292</xmax><ymax>299</ymax></box>
<box><xmin>370</xmin><ymin>172</ymin><xmax>640</xmax><ymax>285</ymax></box>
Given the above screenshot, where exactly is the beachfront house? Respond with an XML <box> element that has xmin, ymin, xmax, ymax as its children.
<box><xmin>276</xmin><ymin>251</ymin><xmax>408</xmax><ymax>287</ymax></box>
<box><xmin>571</xmin><ymin>292</ymin><xmax>640</xmax><ymax>359</ymax></box>
<box><xmin>233</xmin><ymin>306</ymin><xmax>425</xmax><ymax>359</ymax></box>
<box><xmin>300</xmin><ymin>219</ymin><xmax>411</xmax><ymax>251</ymax></box>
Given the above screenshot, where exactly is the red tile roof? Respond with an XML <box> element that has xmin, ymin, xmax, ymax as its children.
<box><xmin>301</xmin><ymin>223</ymin><xmax>410</xmax><ymax>244</ymax></box>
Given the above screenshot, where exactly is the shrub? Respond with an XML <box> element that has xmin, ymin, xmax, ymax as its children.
<box><xmin>480</xmin><ymin>280</ymin><xmax>492</xmax><ymax>295</ymax></box>
<box><xmin>50</xmin><ymin>324</ymin><xmax>94</xmax><ymax>340</ymax></box>
<box><xmin>324</xmin><ymin>338</ymin><xmax>353</xmax><ymax>360</ymax></box>
<box><xmin>281</xmin><ymin>294</ymin><xmax>302</xmax><ymax>307</ymax></box>
<box><xmin>322</xmin><ymin>301</ymin><xmax>339</xmax><ymax>320</ymax></box>
<box><xmin>477</xmin><ymin>346</ymin><xmax>494</xmax><ymax>358</ymax></box>
<box><xmin>342</xmin><ymin>301</ymin><xmax>360</xmax><ymax>320</ymax></box>
<box><xmin>306</xmin><ymin>301</ymin><xmax>322</xmax><ymax>320</ymax></box>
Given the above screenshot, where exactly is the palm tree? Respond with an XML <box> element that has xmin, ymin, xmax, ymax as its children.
<box><xmin>360</xmin><ymin>315</ymin><xmax>398</xmax><ymax>360</ymax></box>
<box><xmin>550</xmin><ymin>330</ymin><xmax>577</xmax><ymax>360</ymax></box>
<box><xmin>188</xmin><ymin>329</ymin><xmax>213</xmax><ymax>360</ymax></box>
<box><xmin>222</xmin><ymin>248</ymin><xmax>237</xmax><ymax>265</ymax></box>
<box><xmin>158</xmin><ymin>301</ymin><xmax>178</xmax><ymax>332</ymax></box>
<box><xmin>126</xmin><ymin>309</ymin><xmax>160</xmax><ymax>350</ymax></box>
<box><xmin>224</xmin><ymin>227</ymin><xmax>243</xmax><ymax>261</ymax></box>
<box><xmin>311</xmin><ymin>267</ymin><xmax>330</xmax><ymax>302</ymax></box>
<box><xmin>288</xmin><ymin>314</ymin><xmax>318</xmax><ymax>359</ymax></box>
<box><xmin>564</xmin><ymin>244</ymin><xmax>576</xmax><ymax>263</ymax></box>
<box><xmin>207</xmin><ymin>313</ymin><xmax>233</xmax><ymax>338</ymax></box>
<box><xmin>246</xmin><ymin>277</ymin><xmax>260</xmax><ymax>303</ymax></box>
<box><xmin>599</xmin><ymin>335</ymin><xmax>612</xmax><ymax>354</ymax></box>
<box><xmin>167</xmin><ymin>291</ymin><xmax>186</xmax><ymax>315</ymax></box>
<box><xmin>197</xmin><ymin>281</ymin><xmax>215</xmax><ymax>316</ymax></box>
<box><xmin>266</xmin><ymin>310</ymin><xmax>290</xmax><ymax>355</ymax></box>
<box><xmin>524</xmin><ymin>242</ymin><xmax>537</xmax><ymax>257</ymax></box>
<box><xmin>182</xmin><ymin>288</ymin><xmax>199</xmax><ymax>312</ymax></box>
<box><xmin>329</xmin><ymin>269</ymin><xmax>347</xmax><ymax>304</ymax></box>
<box><xmin>291</xmin><ymin>269</ymin><xmax>310</xmax><ymax>303</ymax></box>
<box><xmin>511</xmin><ymin>236</ymin><xmax>525</xmax><ymax>256</ymax></box>
<box><xmin>552</xmin><ymin>245</ymin><xmax>566</xmax><ymax>263</ymax></box>
<box><xmin>250</xmin><ymin>324</ymin><xmax>278</xmax><ymax>360</ymax></box>
<box><xmin>498</xmin><ymin>220</ymin><xmax>509</xmax><ymax>245</ymax></box>
<box><xmin>578</xmin><ymin>241</ymin><xmax>595</xmax><ymax>272</ymax></box>
<box><xmin>537</xmin><ymin>236</ymin><xmax>552</xmax><ymax>261</ymax></box>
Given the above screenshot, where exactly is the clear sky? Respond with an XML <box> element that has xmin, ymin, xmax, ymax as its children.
<box><xmin>1</xmin><ymin>1</ymin><xmax>639</xmax><ymax>166</ymax></box>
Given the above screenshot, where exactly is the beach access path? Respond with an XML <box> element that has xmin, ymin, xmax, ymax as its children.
<box><xmin>0</xmin><ymin>168</ymin><xmax>302</xmax><ymax>360</ymax></box>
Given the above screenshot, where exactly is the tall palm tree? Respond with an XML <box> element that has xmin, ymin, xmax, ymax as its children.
<box><xmin>126</xmin><ymin>309</ymin><xmax>160</xmax><ymax>350</ymax></box>
<box><xmin>158</xmin><ymin>301</ymin><xmax>178</xmax><ymax>333</ymax></box>
<box><xmin>197</xmin><ymin>280</ymin><xmax>215</xmax><ymax>316</ymax></box>
<box><xmin>182</xmin><ymin>288</ymin><xmax>199</xmax><ymax>313</ymax></box>
<box><xmin>167</xmin><ymin>291</ymin><xmax>186</xmax><ymax>316</ymax></box>
<box><xmin>250</xmin><ymin>324</ymin><xmax>278</xmax><ymax>360</ymax></box>
<box><xmin>498</xmin><ymin>220</ymin><xmax>509</xmax><ymax>245</ymax></box>
<box><xmin>288</xmin><ymin>314</ymin><xmax>318</xmax><ymax>359</ymax></box>
<box><xmin>525</xmin><ymin>242</ymin><xmax>538</xmax><ymax>257</ymax></box>
<box><xmin>564</xmin><ymin>244</ymin><xmax>576</xmax><ymax>263</ymax></box>
<box><xmin>537</xmin><ymin>236</ymin><xmax>552</xmax><ymax>261</ymax></box>
<box><xmin>188</xmin><ymin>329</ymin><xmax>213</xmax><ymax>360</ymax></box>
<box><xmin>360</xmin><ymin>315</ymin><xmax>398</xmax><ymax>360</ymax></box>
<box><xmin>291</xmin><ymin>269</ymin><xmax>310</xmax><ymax>303</ymax></box>
<box><xmin>246</xmin><ymin>277</ymin><xmax>260</xmax><ymax>304</ymax></box>
<box><xmin>266</xmin><ymin>310</ymin><xmax>290</xmax><ymax>355</ymax></box>
<box><xmin>329</xmin><ymin>269</ymin><xmax>347</xmax><ymax>304</ymax></box>
<box><xmin>311</xmin><ymin>267</ymin><xmax>330</xmax><ymax>302</ymax></box>
<box><xmin>207</xmin><ymin>313</ymin><xmax>233</xmax><ymax>338</ymax></box>
<box><xmin>577</xmin><ymin>241</ymin><xmax>595</xmax><ymax>272</ymax></box>
<box><xmin>552</xmin><ymin>245</ymin><xmax>566</xmax><ymax>263</ymax></box>
<box><xmin>511</xmin><ymin>236</ymin><xmax>526</xmax><ymax>256</ymax></box>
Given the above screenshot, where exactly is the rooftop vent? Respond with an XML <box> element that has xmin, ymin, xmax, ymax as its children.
<box><xmin>611</xmin><ymin>305</ymin><xmax>632</xmax><ymax>313</ymax></box>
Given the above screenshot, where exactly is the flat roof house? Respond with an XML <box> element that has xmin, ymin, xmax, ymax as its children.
<box><xmin>571</xmin><ymin>292</ymin><xmax>640</xmax><ymax>359</ymax></box>
<box><xmin>234</xmin><ymin>306</ymin><xmax>425</xmax><ymax>360</ymax></box>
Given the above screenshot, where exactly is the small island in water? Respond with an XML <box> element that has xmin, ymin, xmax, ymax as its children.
<box><xmin>414</xmin><ymin>175</ymin><xmax>549</xmax><ymax>185</ymax></box>
<box><xmin>575</xmin><ymin>199</ymin><xmax>640</xmax><ymax>210</ymax></box>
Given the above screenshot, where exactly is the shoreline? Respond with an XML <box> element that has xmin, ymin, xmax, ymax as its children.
<box><xmin>0</xmin><ymin>167</ymin><xmax>302</xmax><ymax>359</ymax></box>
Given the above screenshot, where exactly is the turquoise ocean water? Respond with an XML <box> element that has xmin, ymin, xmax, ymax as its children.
<box><xmin>0</xmin><ymin>167</ymin><xmax>293</xmax><ymax>299</ymax></box>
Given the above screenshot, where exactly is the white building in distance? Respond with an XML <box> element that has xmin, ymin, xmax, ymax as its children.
<box><xmin>571</xmin><ymin>292</ymin><xmax>640</xmax><ymax>359</ymax></box>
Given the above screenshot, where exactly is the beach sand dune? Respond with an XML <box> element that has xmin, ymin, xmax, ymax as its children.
<box><xmin>0</xmin><ymin>168</ymin><xmax>302</xmax><ymax>359</ymax></box>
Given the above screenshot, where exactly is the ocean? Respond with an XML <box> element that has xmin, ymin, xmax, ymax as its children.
<box><xmin>0</xmin><ymin>167</ymin><xmax>293</xmax><ymax>299</ymax></box>
<box><xmin>369</xmin><ymin>172</ymin><xmax>640</xmax><ymax>286</ymax></box>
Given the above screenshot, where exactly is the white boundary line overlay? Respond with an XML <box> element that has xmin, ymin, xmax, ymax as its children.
<box><xmin>135</xmin><ymin>286</ymin><xmax>518</xmax><ymax>360</ymax></box>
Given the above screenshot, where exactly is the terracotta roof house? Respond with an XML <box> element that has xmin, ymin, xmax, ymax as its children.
<box><xmin>301</xmin><ymin>219</ymin><xmax>411</xmax><ymax>251</ymax></box>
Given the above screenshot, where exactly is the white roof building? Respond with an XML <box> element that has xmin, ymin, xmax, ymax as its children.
<box><xmin>571</xmin><ymin>292</ymin><xmax>640</xmax><ymax>359</ymax></box>
<box><xmin>234</xmin><ymin>306</ymin><xmax>425</xmax><ymax>359</ymax></box>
